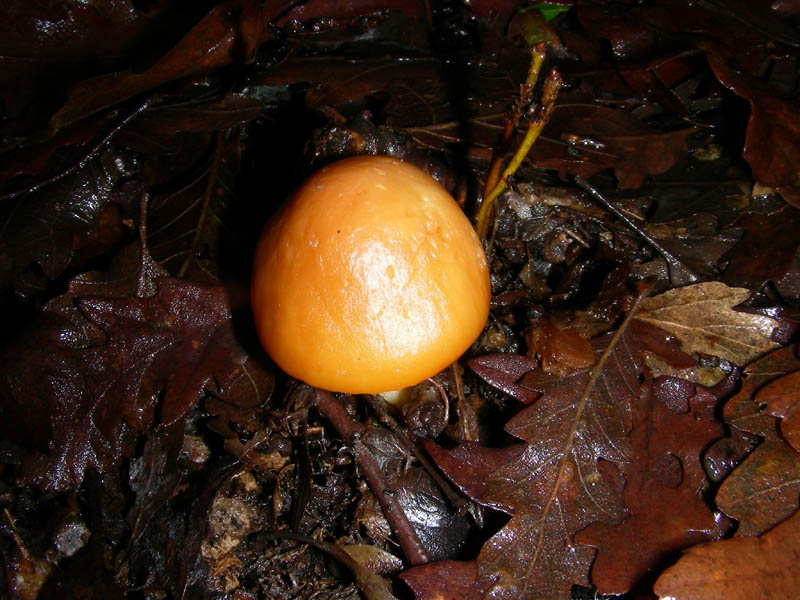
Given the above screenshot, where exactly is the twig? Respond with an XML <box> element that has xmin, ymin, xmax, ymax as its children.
<box><xmin>315</xmin><ymin>390</ymin><xmax>430</xmax><ymax>566</ymax></box>
<box><xmin>574</xmin><ymin>175</ymin><xmax>700</xmax><ymax>283</ymax></box>
<box><xmin>362</xmin><ymin>393</ymin><xmax>468</xmax><ymax>514</ymax></box>
<box><xmin>0</xmin><ymin>98</ymin><xmax>152</xmax><ymax>203</ymax></box>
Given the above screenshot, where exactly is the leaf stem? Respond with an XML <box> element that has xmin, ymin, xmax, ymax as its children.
<box><xmin>574</xmin><ymin>175</ymin><xmax>700</xmax><ymax>283</ymax></box>
<box><xmin>178</xmin><ymin>130</ymin><xmax>224</xmax><ymax>278</ymax></box>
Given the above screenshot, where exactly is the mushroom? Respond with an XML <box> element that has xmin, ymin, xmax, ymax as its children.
<box><xmin>251</xmin><ymin>155</ymin><xmax>490</xmax><ymax>403</ymax></box>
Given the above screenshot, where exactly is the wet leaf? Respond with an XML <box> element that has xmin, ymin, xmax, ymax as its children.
<box><xmin>715</xmin><ymin>437</ymin><xmax>800</xmax><ymax>537</ymax></box>
<box><xmin>0</xmin><ymin>273</ymin><xmax>252</xmax><ymax>490</ymax></box>
<box><xmin>531</xmin><ymin>98</ymin><xmax>697</xmax><ymax>189</ymax></box>
<box><xmin>704</xmin><ymin>50</ymin><xmax>800</xmax><ymax>191</ymax></box>
<box><xmin>634</xmin><ymin>282</ymin><xmax>780</xmax><ymax>366</ymax></box>
<box><xmin>467</xmin><ymin>353</ymin><xmax>539</xmax><ymax>404</ymax></box>
<box><xmin>145</xmin><ymin>128</ymin><xmax>244</xmax><ymax>279</ymax></box>
<box><xmin>401</xmin><ymin>561</ymin><xmax>491</xmax><ymax>599</ymax></box>
<box><xmin>576</xmin><ymin>379</ymin><xmax>727</xmax><ymax>595</ymax></box>
<box><xmin>276</xmin><ymin>0</ymin><xmax>421</xmax><ymax>23</ymax></box>
<box><xmin>51</xmin><ymin>0</ymin><xmax>278</xmax><ymax>131</ymax></box>
<box><xmin>762</xmin><ymin>370</ymin><xmax>800</xmax><ymax>453</ymax></box>
<box><xmin>721</xmin><ymin>206</ymin><xmax>800</xmax><ymax>290</ymax></box>
<box><xmin>723</xmin><ymin>344</ymin><xmax>800</xmax><ymax>438</ymax></box>
<box><xmin>653</xmin><ymin>508</ymin><xmax>800</xmax><ymax>600</ymax></box>
<box><xmin>0</xmin><ymin>150</ymin><xmax>143</xmax><ymax>296</ymax></box>
<box><xmin>409</xmin><ymin>328</ymin><xmax>643</xmax><ymax>599</ymax></box>
<box><xmin>0</xmin><ymin>0</ymin><xmax>154</xmax><ymax>120</ymax></box>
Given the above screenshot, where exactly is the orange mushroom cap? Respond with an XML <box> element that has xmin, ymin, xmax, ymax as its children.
<box><xmin>251</xmin><ymin>155</ymin><xmax>490</xmax><ymax>395</ymax></box>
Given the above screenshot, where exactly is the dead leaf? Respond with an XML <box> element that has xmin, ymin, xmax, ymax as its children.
<box><xmin>145</xmin><ymin>128</ymin><xmax>243</xmax><ymax>279</ymax></box>
<box><xmin>407</xmin><ymin>328</ymin><xmax>643</xmax><ymax>598</ymax></box>
<box><xmin>634</xmin><ymin>282</ymin><xmax>780</xmax><ymax>366</ymax></box>
<box><xmin>762</xmin><ymin>370</ymin><xmax>800</xmax><ymax>453</ymax></box>
<box><xmin>276</xmin><ymin>0</ymin><xmax>421</xmax><ymax>24</ymax></box>
<box><xmin>0</xmin><ymin>275</ymin><xmax>253</xmax><ymax>490</ymax></box>
<box><xmin>118</xmin><ymin>93</ymin><xmax>264</xmax><ymax>150</ymax></box>
<box><xmin>653</xmin><ymin>508</ymin><xmax>800</xmax><ymax>600</ymax></box>
<box><xmin>467</xmin><ymin>353</ymin><xmax>539</xmax><ymax>404</ymax></box>
<box><xmin>401</xmin><ymin>561</ymin><xmax>491</xmax><ymax>600</ymax></box>
<box><xmin>533</xmin><ymin>98</ymin><xmax>697</xmax><ymax>189</ymax></box>
<box><xmin>0</xmin><ymin>0</ymin><xmax>154</xmax><ymax>120</ymax></box>
<box><xmin>51</xmin><ymin>0</ymin><xmax>277</xmax><ymax>131</ymax></box>
<box><xmin>723</xmin><ymin>344</ymin><xmax>800</xmax><ymax>438</ymax></box>
<box><xmin>0</xmin><ymin>149</ymin><xmax>143</xmax><ymax>296</ymax></box>
<box><xmin>721</xmin><ymin>206</ymin><xmax>800</xmax><ymax>290</ymax></box>
<box><xmin>528</xmin><ymin>319</ymin><xmax>594</xmax><ymax>377</ymax></box>
<box><xmin>704</xmin><ymin>50</ymin><xmax>800</xmax><ymax>191</ymax></box>
<box><xmin>715</xmin><ymin>437</ymin><xmax>800</xmax><ymax>537</ymax></box>
<box><xmin>575</xmin><ymin>379</ymin><xmax>727</xmax><ymax>595</ymax></box>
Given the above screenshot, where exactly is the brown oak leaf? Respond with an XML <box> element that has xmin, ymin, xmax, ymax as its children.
<box><xmin>575</xmin><ymin>378</ymin><xmax>727</xmax><ymax>595</ymax></box>
<box><xmin>404</xmin><ymin>328</ymin><xmax>643</xmax><ymax>599</ymax></box>
<box><xmin>653</xmin><ymin>508</ymin><xmax>800</xmax><ymax>600</ymax></box>
<box><xmin>762</xmin><ymin>370</ymin><xmax>800</xmax><ymax>453</ymax></box>
<box><xmin>704</xmin><ymin>51</ymin><xmax>800</xmax><ymax>192</ymax></box>
<box><xmin>715</xmin><ymin>437</ymin><xmax>800</xmax><ymax>537</ymax></box>
<box><xmin>723</xmin><ymin>344</ymin><xmax>800</xmax><ymax>439</ymax></box>
<box><xmin>634</xmin><ymin>281</ymin><xmax>780</xmax><ymax>367</ymax></box>
<box><xmin>0</xmin><ymin>276</ymin><xmax>252</xmax><ymax>490</ymax></box>
<box><xmin>721</xmin><ymin>207</ymin><xmax>800</xmax><ymax>290</ymax></box>
<box><xmin>51</xmin><ymin>0</ymin><xmax>280</xmax><ymax>131</ymax></box>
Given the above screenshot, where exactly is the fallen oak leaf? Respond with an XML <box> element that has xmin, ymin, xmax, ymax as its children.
<box><xmin>0</xmin><ymin>148</ymin><xmax>144</xmax><ymax>296</ymax></box>
<box><xmin>575</xmin><ymin>378</ymin><xmax>727</xmax><ymax>595</ymax></box>
<box><xmin>51</xmin><ymin>0</ymin><xmax>278</xmax><ymax>132</ymax></box>
<box><xmin>539</xmin><ymin>100</ymin><xmax>697</xmax><ymax>189</ymax></box>
<box><xmin>0</xmin><ymin>276</ymin><xmax>251</xmax><ymax>491</ymax></box>
<box><xmin>762</xmin><ymin>370</ymin><xmax>800</xmax><ymax>453</ymax></box>
<box><xmin>721</xmin><ymin>206</ymin><xmax>800</xmax><ymax>290</ymax></box>
<box><xmin>704</xmin><ymin>49</ymin><xmax>800</xmax><ymax>192</ymax></box>
<box><xmin>723</xmin><ymin>344</ymin><xmax>800</xmax><ymax>439</ymax></box>
<box><xmin>407</xmin><ymin>317</ymin><xmax>645</xmax><ymax>598</ymax></box>
<box><xmin>653</xmin><ymin>508</ymin><xmax>800</xmax><ymax>600</ymax></box>
<box><xmin>400</xmin><ymin>561</ymin><xmax>491</xmax><ymax>600</ymax></box>
<box><xmin>634</xmin><ymin>281</ymin><xmax>780</xmax><ymax>366</ymax></box>
<box><xmin>0</xmin><ymin>0</ymin><xmax>155</xmax><ymax>120</ymax></box>
<box><xmin>715</xmin><ymin>436</ymin><xmax>800</xmax><ymax>537</ymax></box>
<box><xmin>467</xmin><ymin>353</ymin><xmax>539</xmax><ymax>404</ymax></box>
<box><xmin>118</xmin><ymin>93</ymin><xmax>264</xmax><ymax>150</ymax></box>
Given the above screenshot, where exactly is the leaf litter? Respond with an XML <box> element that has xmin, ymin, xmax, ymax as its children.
<box><xmin>1</xmin><ymin>2</ymin><xmax>800</xmax><ymax>600</ymax></box>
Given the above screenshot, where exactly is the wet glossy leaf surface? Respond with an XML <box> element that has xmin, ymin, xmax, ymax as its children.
<box><xmin>1</xmin><ymin>2</ymin><xmax>800</xmax><ymax>599</ymax></box>
<box><xmin>653</xmin><ymin>509</ymin><xmax>800</xmax><ymax>600</ymax></box>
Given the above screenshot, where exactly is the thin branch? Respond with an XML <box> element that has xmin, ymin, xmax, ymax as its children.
<box><xmin>362</xmin><ymin>393</ymin><xmax>468</xmax><ymax>514</ymax></box>
<box><xmin>315</xmin><ymin>389</ymin><xmax>430</xmax><ymax>566</ymax></box>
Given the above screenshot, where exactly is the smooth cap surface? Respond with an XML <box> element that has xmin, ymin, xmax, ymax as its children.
<box><xmin>251</xmin><ymin>155</ymin><xmax>490</xmax><ymax>394</ymax></box>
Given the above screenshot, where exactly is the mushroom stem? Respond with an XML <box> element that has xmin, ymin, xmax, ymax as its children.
<box><xmin>377</xmin><ymin>387</ymin><xmax>413</xmax><ymax>406</ymax></box>
<box><xmin>314</xmin><ymin>389</ymin><xmax>431</xmax><ymax>566</ymax></box>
